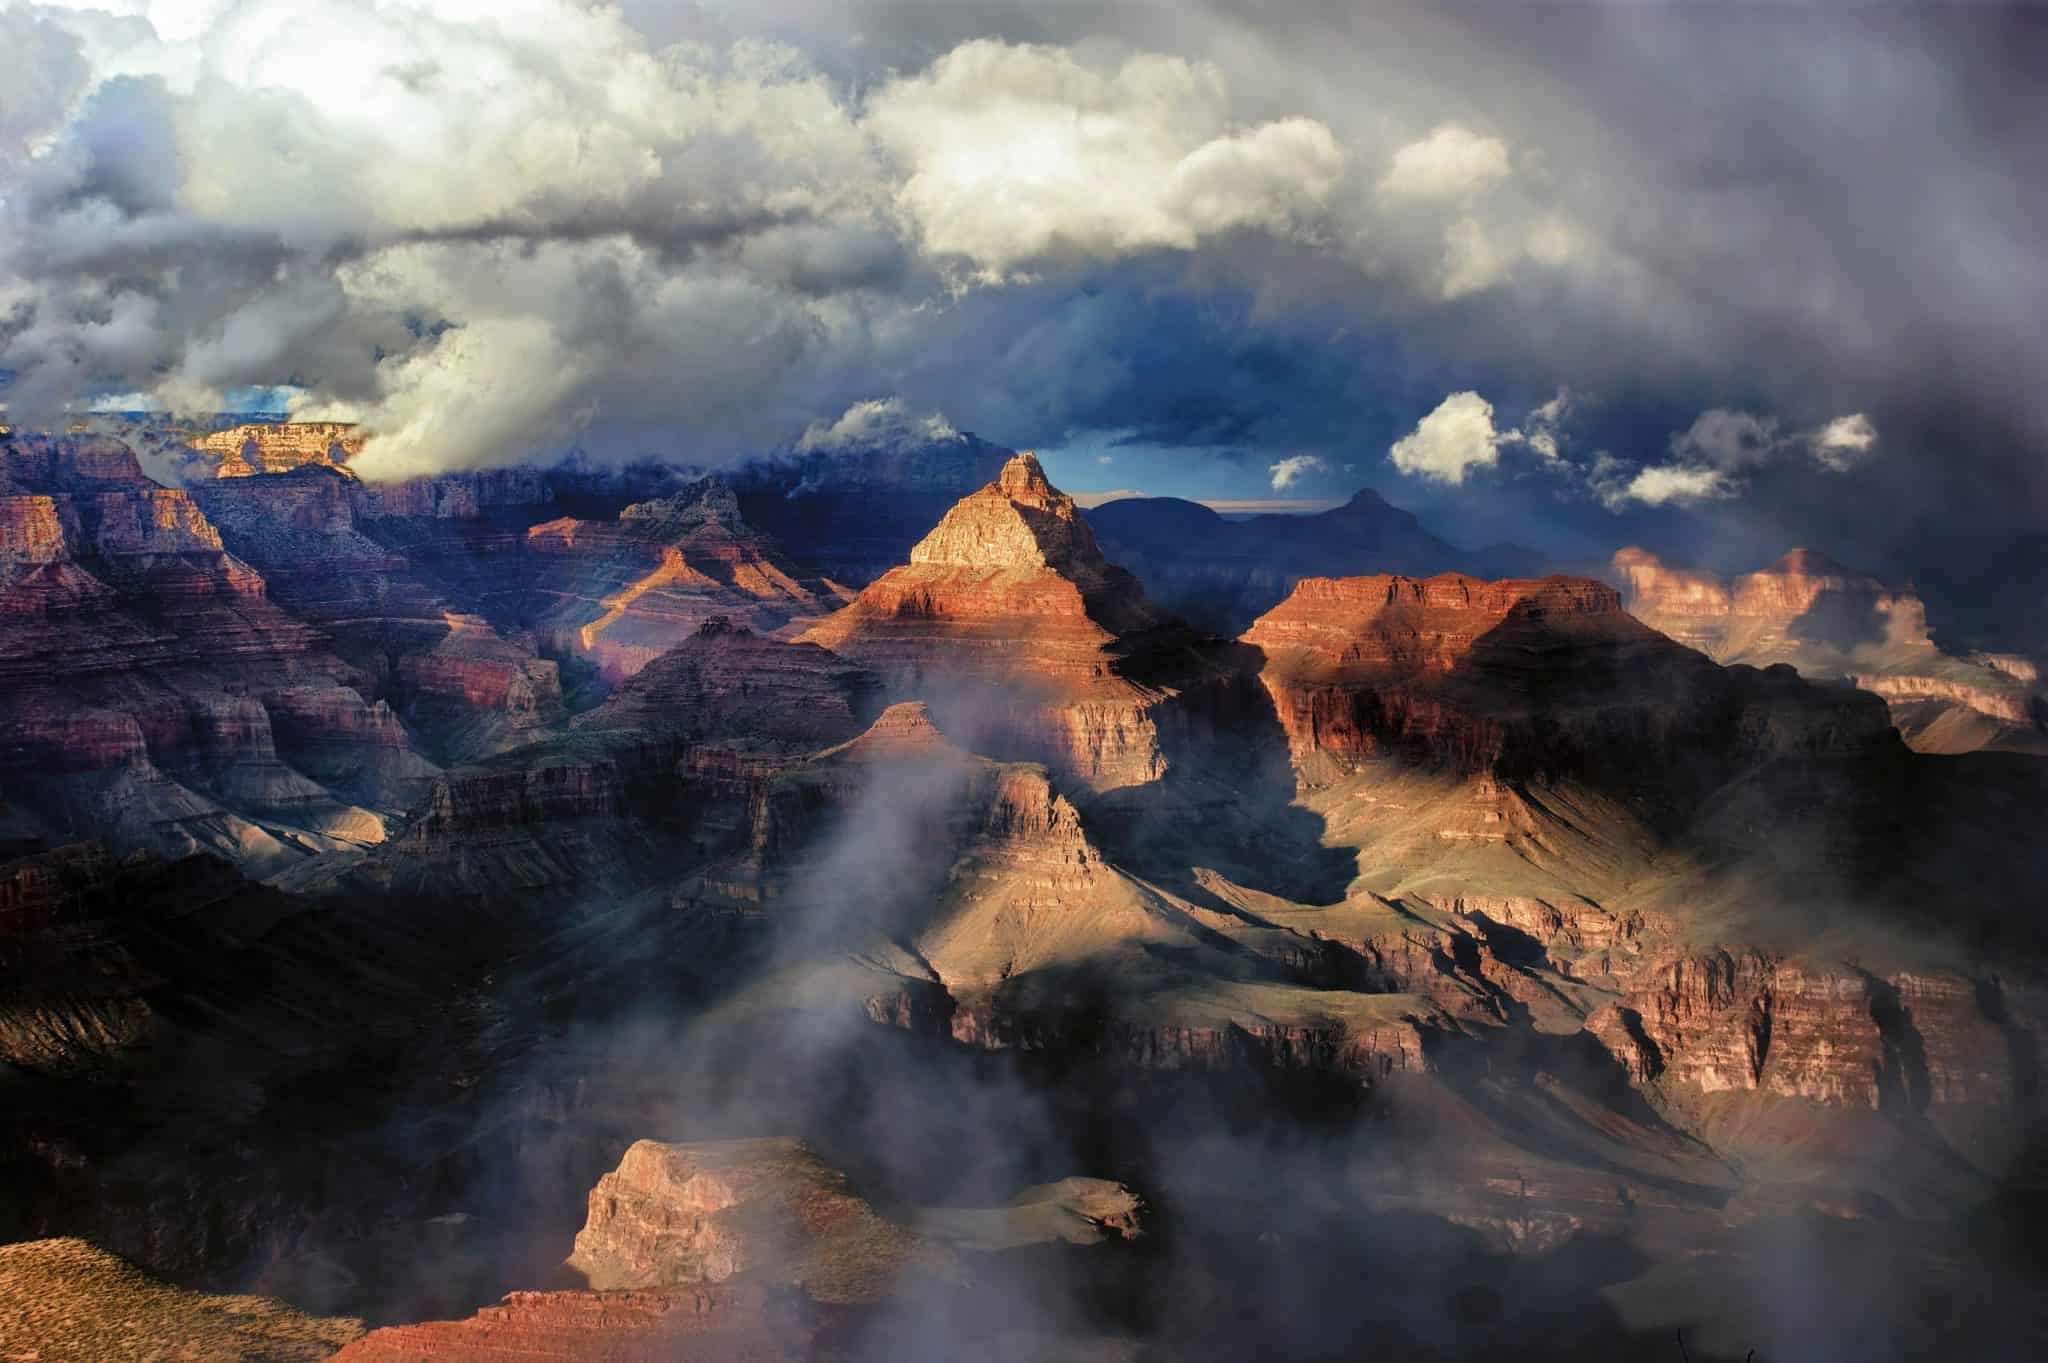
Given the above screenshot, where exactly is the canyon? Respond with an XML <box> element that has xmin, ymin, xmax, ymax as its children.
<box><xmin>1</xmin><ymin>426</ymin><xmax>2043</xmax><ymax>1362</ymax></box>
<box><xmin>0</xmin><ymin>437</ymin><xmax>423</xmax><ymax>871</ymax></box>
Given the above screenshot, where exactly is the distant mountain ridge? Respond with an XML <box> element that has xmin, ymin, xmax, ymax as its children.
<box><xmin>724</xmin><ymin>430</ymin><xmax>1017</xmax><ymax>588</ymax></box>
<box><xmin>1087</xmin><ymin>487</ymin><xmax>1548</xmax><ymax>633</ymax></box>
<box><xmin>127</xmin><ymin>418</ymin><xmax>1534</xmax><ymax>614</ymax></box>
<box><xmin>542</xmin><ymin>431</ymin><xmax>1019</xmax><ymax>588</ymax></box>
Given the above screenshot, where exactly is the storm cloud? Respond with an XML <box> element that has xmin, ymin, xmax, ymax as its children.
<box><xmin>1</xmin><ymin>0</ymin><xmax>2042</xmax><ymax>646</ymax></box>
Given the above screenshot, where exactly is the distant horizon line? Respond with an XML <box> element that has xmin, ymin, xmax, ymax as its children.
<box><xmin>1070</xmin><ymin>490</ymin><xmax>1348</xmax><ymax>515</ymax></box>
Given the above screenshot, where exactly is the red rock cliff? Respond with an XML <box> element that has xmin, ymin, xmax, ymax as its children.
<box><xmin>1244</xmin><ymin>571</ymin><xmax>1887</xmax><ymax>791</ymax></box>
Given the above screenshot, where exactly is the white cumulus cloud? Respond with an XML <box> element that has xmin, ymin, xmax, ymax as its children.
<box><xmin>1389</xmin><ymin>391</ymin><xmax>1506</xmax><ymax>485</ymax></box>
<box><xmin>307</xmin><ymin>315</ymin><xmax>595</xmax><ymax>480</ymax></box>
<box><xmin>1593</xmin><ymin>403</ymin><xmax>1877</xmax><ymax>508</ymax></box>
<box><xmin>1616</xmin><ymin>464</ymin><xmax>1733</xmax><ymax>507</ymax></box>
<box><xmin>865</xmin><ymin>40</ymin><xmax>1345</xmax><ymax>278</ymax></box>
<box><xmin>0</xmin><ymin>0</ymin><xmax>909</xmax><ymax>469</ymax></box>
<box><xmin>1268</xmin><ymin>453</ymin><xmax>1329</xmax><ymax>490</ymax></box>
<box><xmin>1380</xmin><ymin>123</ymin><xmax>1511</xmax><ymax>200</ymax></box>
<box><xmin>0</xmin><ymin>13</ymin><xmax>1370</xmax><ymax>470</ymax></box>
<box><xmin>1810</xmin><ymin>412</ymin><xmax>1878</xmax><ymax>472</ymax></box>
<box><xmin>796</xmin><ymin>397</ymin><xmax>961</xmax><ymax>453</ymax></box>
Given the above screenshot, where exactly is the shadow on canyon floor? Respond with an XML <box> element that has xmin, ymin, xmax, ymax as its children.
<box><xmin>1082</xmin><ymin>637</ymin><xmax>1360</xmax><ymax>910</ymax></box>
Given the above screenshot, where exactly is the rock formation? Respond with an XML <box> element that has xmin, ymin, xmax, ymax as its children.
<box><xmin>1586</xmin><ymin>952</ymin><xmax>2037</xmax><ymax>1118</ymax></box>
<box><xmin>336</xmin><ymin>1139</ymin><xmax>1145</xmax><ymax>1363</ymax></box>
<box><xmin>520</xmin><ymin>476</ymin><xmax>849</xmax><ymax>680</ymax></box>
<box><xmin>574</xmin><ymin>617</ymin><xmax>880</xmax><ymax>750</ymax></box>
<box><xmin>796</xmin><ymin>453</ymin><xmax>1221</xmax><ymax>788</ymax></box>
<box><xmin>1614</xmin><ymin>545</ymin><xmax>2046</xmax><ymax>753</ymax></box>
<box><xmin>1244</xmin><ymin>571</ymin><xmax>1891</xmax><ymax>798</ymax></box>
<box><xmin>1231</xmin><ymin>566</ymin><xmax>2048</xmax><ymax>1191</ymax></box>
<box><xmin>395</xmin><ymin>613</ymin><xmax>565</xmax><ymax>756</ymax></box>
<box><xmin>681</xmin><ymin>701</ymin><xmax>1445</xmax><ymax>1084</ymax></box>
<box><xmin>566</xmin><ymin>1138</ymin><xmax>934</xmax><ymax>1302</ymax></box>
<box><xmin>800</xmin><ymin>452</ymin><xmax>1169</xmax><ymax>668</ymax></box>
<box><xmin>914</xmin><ymin>1177</ymin><xmax>1145</xmax><ymax>1252</ymax></box>
<box><xmin>356</xmin><ymin>466</ymin><xmax>554</xmax><ymax>520</ymax></box>
<box><xmin>729</xmin><ymin>428</ymin><xmax>1015</xmax><ymax>588</ymax></box>
<box><xmin>174</xmin><ymin>421</ymin><xmax>554</xmax><ymax>528</ymax></box>
<box><xmin>192</xmin><ymin>464</ymin><xmax>560</xmax><ymax>764</ymax></box>
<box><xmin>197</xmin><ymin>463</ymin><xmax>843</xmax><ymax>707</ymax></box>
<box><xmin>0</xmin><ymin>437</ymin><xmax>428</xmax><ymax>869</ymax></box>
<box><xmin>328</xmin><ymin>1283</ymin><xmax>815</xmax><ymax>1363</ymax></box>
<box><xmin>179</xmin><ymin>421</ymin><xmax>364</xmax><ymax>479</ymax></box>
<box><xmin>5</xmin><ymin>434</ymin><xmax>2048</xmax><ymax>1363</ymax></box>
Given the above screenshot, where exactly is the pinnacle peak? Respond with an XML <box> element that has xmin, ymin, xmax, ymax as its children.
<box><xmin>692</xmin><ymin>615</ymin><xmax>751</xmax><ymax>640</ymax></box>
<box><xmin>998</xmin><ymin>451</ymin><xmax>1054</xmax><ymax>498</ymax></box>
<box><xmin>619</xmin><ymin>474</ymin><xmax>742</xmax><ymax>530</ymax></box>
<box><xmin>907</xmin><ymin>449</ymin><xmax>1106</xmax><ymax>574</ymax></box>
<box><xmin>818</xmin><ymin>700</ymin><xmax>960</xmax><ymax>762</ymax></box>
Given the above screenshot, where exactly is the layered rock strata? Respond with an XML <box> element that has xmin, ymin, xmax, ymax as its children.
<box><xmin>1244</xmin><ymin>572</ymin><xmax>1892</xmax><ymax>798</ymax></box>
<box><xmin>329</xmin><ymin>1284</ymin><xmax>813</xmax><ymax>1363</ymax></box>
<box><xmin>520</xmin><ymin>477</ymin><xmax>848</xmax><ymax>680</ymax></box>
<box><xmin>0</xmin><ymin>438</ymin><xmax>426</xmax><ymax>867</ymax></box>
<box><xmin>199</xmin><ymin>465</ymin><xmax>841</xmax><ymax>707</ymax></box>
<box><xmin>566</xmin><ymin>1138</ymin><xmax>931</xmax><ymax>1302</ymax></box>
<box><xmin>797</xmin><ymin>454</ymin><xmax>1222</xmax><ymax>789</ymax></box>
<box><xmin>180</xmin><ymin>421</ymin><xmax>364</xmax><ymax>479</ymax></box>
<box><xmin>1586</xmin><ymin>951</ymin><xmax>2042</xmax><ymax>1118</ymax></box>
<box><xmin>194</xmin><ymin>465</ymin><xmax>563</xmax><ymax>763</ymax></box>
<box><xmin>701</xmin><ymin>703</ymin><xmax>1443</xmax><ymax>1084</ymax></box>
<box><xmin>573</xmin><ymin>617</ymin><xmax>880</xmax><ymax>749</ymax></box>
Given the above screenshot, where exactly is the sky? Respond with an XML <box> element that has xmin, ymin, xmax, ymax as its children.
<box><xmin>1</xmin><ymin>1</ymin><xmax>2044</xmax><ymax>646</ymax></box>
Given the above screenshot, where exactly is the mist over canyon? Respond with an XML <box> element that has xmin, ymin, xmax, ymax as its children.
<box><xmin>0</xmin><ymin>418</ymin><xmax>2043</xmax><ymax>1363</ymax></box>
<box><xmin>4</xmin><ymin>2</ymin><xmax>2047</xmax><ymax>1361</ymax></box>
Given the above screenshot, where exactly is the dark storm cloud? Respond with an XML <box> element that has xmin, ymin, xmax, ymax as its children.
<box><xmin>2</xmin><ymin>1</ymin><xmax>2041</xmax><ymax>642</ymax></box>
<box><xmin>830</xmin><ymin>0</ymin><xmax>2048</xmax><ymax>646</ymax></box>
